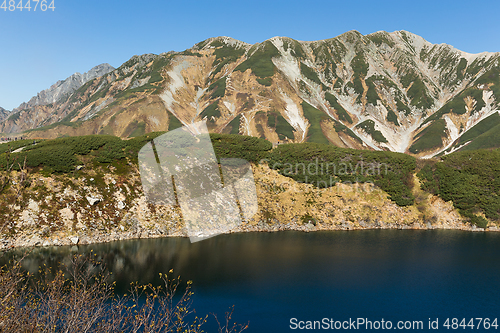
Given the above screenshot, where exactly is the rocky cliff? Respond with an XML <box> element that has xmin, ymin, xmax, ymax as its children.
<box><xmin>0</xmin><ymin>107</ymin><xmax>9</xmax><ymax>123</ymax></box>
<box><xmin>1</xmin><ymin>163</ymin><xmax>493</xmax><ymax>250</ymax></box>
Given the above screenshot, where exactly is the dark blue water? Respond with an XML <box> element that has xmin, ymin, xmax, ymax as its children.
<box><xmin>2</xmin><ymin>230</ymin><xmax>500</xmax><ymax>332</ymax></box>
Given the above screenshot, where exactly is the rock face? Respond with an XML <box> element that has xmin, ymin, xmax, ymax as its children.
<box><xmin>0</xmin><ymin>64</ymin><xmax>114</xmax><ymax>133</ymax></box>
<box><xmin>0</xmin><ymin>107</ymin><xmax>10</xmax><ymax>123</ymax></box>
<box><xmin>1</xmin><ymin>31</ymin><xmax>499</xmax><ymax>156</ymax></box>
<box><xmin>0</xmin><ymin>163</ymin><xmax>491</xmax><ymax>250</ymax></box>
<box><xmin>15</xmin><ymin>63</ymin><xmax>115</xmax><ymax>110</ymax></box>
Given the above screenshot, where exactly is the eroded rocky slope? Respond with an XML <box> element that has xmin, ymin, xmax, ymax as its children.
<box><xmin>2</xmin><ymin>31</ymin><xmax>499</xmax><ymax>157</ymax></box>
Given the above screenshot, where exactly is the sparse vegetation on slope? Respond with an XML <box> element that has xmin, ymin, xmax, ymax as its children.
<box><xmin>267</xmin><ymin>142</ymin><xmax>416</xmax><ymax>206</ymax></box>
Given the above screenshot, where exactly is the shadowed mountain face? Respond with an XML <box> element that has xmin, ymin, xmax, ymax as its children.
<box><xmin>1</xmin><ymin>31</ymin><xmax>499</xmax><ymax>157</ymax></box>
<box><xmin>0</xmin><ymin>107</ymin><xmax>9</xmax><ymax>123</ymax></box>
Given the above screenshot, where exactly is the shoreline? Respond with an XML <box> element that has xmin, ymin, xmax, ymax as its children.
<box><xmin>2</xmin><ymin>165</ymin><xmax>498</xmax><ymax>252</ymax></box>
<box><xmin>2</xmin><ymin>221</ymin><xmax>498</xmax><ymax>251</ymax></box>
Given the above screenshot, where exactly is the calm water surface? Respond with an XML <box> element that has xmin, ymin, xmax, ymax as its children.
<box><xmin>2</xmin><ymin>230</ymin><xmax>500</xmax><ymax>332</ymax></box>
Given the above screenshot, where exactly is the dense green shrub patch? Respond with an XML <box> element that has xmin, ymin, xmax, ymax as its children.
<box><xmin>396</xmin><ymin>98</ymin><xmax>412</xmax><ymax>116</ymax></box>
<box><xmin>301</xmin><ymin>101</ymin><xmax>330</xmax><ymax>144</ymax></box>
<box><xmin>282</xmin><ymin>39</ymin><xmax>306</xmax><ymax>59</ymax></box>
<box><xmin>364</xmin><ymin>77</ymin><xmax>380</xmax><ymax>105</ymax></box>
<box><xmin>168</xmin><ymin>112</ymin><xmax>183</xmax><ymax>131</ymax></box>
<box><xmin>350</xmin><ymin>53</ymin><xmax>368</xmax><ymax>77</ymax></box>
<box><xmin>208</xmin><ymin>77</ymin><xmax>227</xmax><ymax>98</ymax></box>
<box><xmin>0</xmin><ymin>132</ymin><xmax>273</xmax><ymax>174</ymax></box>
<box><xmin>386</xmin><ymin>109</ymin><xmax>400</xmax><ymax>126</ymax></box>
<box><xmin>267</xmin><ymin>142</ymin><xmax>416</xmax><ymax>206</ymax></box>
<box><xmin>0</xmin><ymin>140</ymin><xmax>41</xmax><ymax>154</ymax></box>
<box><xmin>417</xmin><ymin>149</ymin><xmax>500</xmax><ymax>226</ymax></box>
<box><xmin>200</xmin><ymin>102</ymin><xmax>221</xmax><ymax>121</ymax></box>
<box><xmin>367</xmin><ymin>32</ymin><xmax>395</xmax><ymax>47</ymax></box>
<box><xmin>210</xmin><ymin>43</ymin><xmax>245</xmax><ymax>79</ymax></box>
<box><xmin>439</xmin><ymin>112</ymin><xmax>500</xmax><ymax>153</ymax></box>
<box><xmin>459</xmin><ymin>122</ymin><xmax>500</xmax><ymax>152</ymax></box>
<box><xmin>235</xmin><ymin>41</ymin><xmax>280</xmax><ymax>78</ymax></box>
<box><xmin>409</xmin><ymin>119</ymin><xmax>446</xmax><ymax>153</ymax></box>
<box><xmin>355</xmin><ymin>120</ymin><xmax>388</xmax><ymax>143</ymax></box>
<box><xmin>148</xmin><ymin>56</ymin><xmax>171</xmax><ymax>84</ymax></box>
<box><xmin>267</xmin><ymin>111</ymin><xmax>295</xmax><ymax>140</ymax></box>
<box><xmin>332</xmin><ymin>122</ymin><xmax>363</xmax><ymax>143</ymax></box>
<box><xmin>256</xmin><ymin>77</ymin><xmax>272</xmax><ymax>86</ymax></box>
<box><xmin>210</xmin><ymin>133</ymin><xmax>272</xmax><ymax>163</ymax></box>
<box><xmin>300</xmin><ymin>63</ymin><xmax>322</xmax><ymax>86</ymax></box>
<box><xmin>0</xmin><ymin>134</ymin><xmax>164</xmax><ymax>173</ymax></box>
<box><xmin>7</xmin><ymin>112</ymin><xmax>20</xmax><ymax>122</ymax></box>
<box><xmin>227</xmin><ymin>115</ymin><xmax>241</xmax><ymax>135</ymax></box>
<box><xmin>407</xmin><ymin>77</ymin><xmax>434</xmax><ymax>110</ymax></box>
<box><xmin>421</xmin><ymin>86</ymin><xmax>487</xmax><ymax>128</ymax></box>
<box><xmin>325</xmin><ymin>92</ymin><xmax>352</xmax><ymax>123</ymax></box>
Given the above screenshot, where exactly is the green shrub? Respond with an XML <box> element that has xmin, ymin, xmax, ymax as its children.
<box><xmin>210</xmin><ymin>133</ymin><xmax>272</xmax><ymax>163</ymax></box>
<box><xmin>227</xmin><ymin>115</ymin><xmax>241</xmax><ymax>135</ymax></box>
<box><xmin>235</xmin><ymin>41</ymin><xmax>280</xmax><ymax>78</ymax></box>
<box><xmin>355</xmin><ymin>120</ymin><xmax>388</xmax><ymax>143</ymax></box>
<box><xmin>300</xmin><ymin>63</ymin><xmax>322</xmax><ymax>86</ymax></box>
<box><xmin>168</xmin><ymin>112</ymin><xmax>183</xmax><ymax>131</ymax></box>
<box><xmin>267</xmin><ymin>112</ymin><xmax>295</xmax><ymax>140</ymax></box>
<box><xmin>208</xmin><ymin>77</ymin><xmax>227</xmax><ymax>98</ymax></box>
<box><xmin>410</xmin><ymin>119</ymin><xmax>446</xmax><ymax>153</ymax></box>
<box><xmin>417</xmin><ymin>149</ymin><xmax>500</xmax><ymax>225</ymax></box>
<box><xmin>325</xmin><ymin>92</ymin><xmax>352</xmax><ymax>123</ymax></box>
<box><xmin>301</xmin><ymin>101</ymin><xmax>330</xmax><ymax>144</ymax></box>
<box><xmin>201</xmin><ymin>102</ymin><xmax>221</xmax><ymax>121</ymax></box>
<box><xmin>386</xmin><ymin>109</ymin><xmax>400</xmax><ymax>126</ymax></box>
<box><xmin>256</xmin><ymin>77</ymin><xmax>272</xmax><ymax>86</ymax></box>
<box><xmin>0</xmin><ymin>140</ymin><xmax>40</xmax><ymax>154</ymax></box>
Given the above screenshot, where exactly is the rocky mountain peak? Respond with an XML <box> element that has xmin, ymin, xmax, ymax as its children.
<box><xmin>13</xmin><ymin>63</ymin><xmax>114</xmax><ymax>112</ymax></box>
<box><xmin>0</xmin><ymin>107</ymin><xmax>9</xmax><ymax>123</ymax></box>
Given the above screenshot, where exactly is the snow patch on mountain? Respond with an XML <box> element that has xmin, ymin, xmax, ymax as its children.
<box><xmin>444</xmin><ymin>115</ymin><xmax>459</xmax><ymax>143</ymax></box>
<box><xmin>160</xmin><ymin>60</ymin><xmax>191</xmax><ymax>110</ymax></box>
<box><xmin>281</xmin><ymin>93</ymin><xmax>307</xmax><ymax>141</ymax></box>
<box><xmin>223</xmin><ymin>101</ymin><xmax>236</xmax><ymax>114</ymax></box>
<box><xmin>240</xmin><ymin>113</ymin><xmax>252</xmax><ymax>136</ymax></box>
<box><xmin>272</xmin><ymin>47</ymin><xmax>302</xmax><ymax>83</ymax></box>
<box><xmin>192</xmin><ymin>87</ymin><xmax>207</xmax><ymax>120</ymax></box>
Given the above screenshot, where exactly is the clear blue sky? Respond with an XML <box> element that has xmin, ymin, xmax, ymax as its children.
<box><xmin>1</xmin><ymin>0</ymin><xmax>499</xmax><ymax>110</ymax></box>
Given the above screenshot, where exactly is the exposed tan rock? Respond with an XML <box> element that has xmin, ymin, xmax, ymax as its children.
<box><xmin>0</xmin><ymin>162</ymin><xmax>495</xmax><ymax>250</ymax></box>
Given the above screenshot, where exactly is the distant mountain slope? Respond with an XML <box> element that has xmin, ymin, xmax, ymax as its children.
<box><xmin>1</xmin><ymin>31</ymin><xmax>498</xmax><ymax>157</ymax></box>
<box><xmin>0</xmin><ymin>107</ymin><xmax>9</xmax><ymax>123</ymax></box>
<box><xmin>1</xmin><ymin>63</ymin><xmax>114</xmax><ymax>133</ymax></box>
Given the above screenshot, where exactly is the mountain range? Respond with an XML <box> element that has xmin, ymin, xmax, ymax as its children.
<box><xmin>1</xmin><ymin>30</ymin><xmax>499</xmax><ymax>157</ymax></box>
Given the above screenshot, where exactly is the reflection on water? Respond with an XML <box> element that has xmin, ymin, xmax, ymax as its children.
<box><xmin>2</xmin><ymin>230</ymin><xmax>500</xmax><ymax>332</ymax></box>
